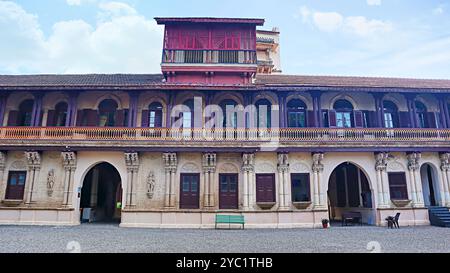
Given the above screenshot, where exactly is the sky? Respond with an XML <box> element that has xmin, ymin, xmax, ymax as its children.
<box><xmin>1</xmin><ymin>0</ymin><xmax>450</xmax><ymax>79</ymax></box>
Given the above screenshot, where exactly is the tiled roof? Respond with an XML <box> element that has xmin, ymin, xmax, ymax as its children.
<box><xmin>0</xmin><ymin>74</ymin><xmax>164</xmax><ymax>87</ymax></box>
<box><xmin>0</xmin><ymin>73</ymin><xmax>449</xmax><ymax>91</ymax></box>
<box><xmin>155</xmin><ymin>17</ymin><xmax>265</xmax><ymax>25</ymax></box>
<box><xmin>256</xmin><ymin>74</ymin><xmax>450</xmax><ymax>89</ymax></box>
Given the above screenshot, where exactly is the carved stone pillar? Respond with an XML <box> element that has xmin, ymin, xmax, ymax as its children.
<box><xmin>24</xmin><ymin>152</ymin><xmax>41</xmax><ymax>204</ymax></box>
<box><xmin>439</xmin><ymin>153</ymin><xmax>450</xmax><ymax>206</ymax></box>
<box><xmin>124</xmin><ymin>152</ymin><xmax>140</xmax><ymax>208</ymax></box>
<box><xmin>163</xmin><ymin>153</ymin><xmax>177</xmax><ymax>208</ymax></box>
<box><xmin>312</xmin><ymin>153</ymin><xmax>326</xmax><ymax>208</ymax></box>
<box><xmin>407</xmin><ymin>152</ymin><xmax>423</xmax><ymax>207</ymax></box>
<box><xmin>277</xmin><ymin>153</ymin><xmax>290</xmax><ymax>210</ymax></box>
<box><xmin>375</xmin><ymin>152</ymin><xmax>390</xmax><ymax>207</ymax></box>
<box><xmin>0</xmin><ymin>152</ymin><xmax>5</xmax><ymax>199</ymax></box>
<box><xmin>242</xmin><ymin>153</ymin><xmax>255</xmax><ymax>210</ymax></box>
<box><xmin>202</xmin><ymin>153</ymin><xmax>216</xmax><ymax>208</ymax></box>
<box><xmin>61</xmin><ymin>152</ymin><xmax>77</xmax><ymax>207</ymax></box>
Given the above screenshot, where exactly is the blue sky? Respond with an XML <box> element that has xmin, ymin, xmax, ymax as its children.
<box><xmin>1</xmin><ymin>0</ymin><xmax>450</xmax><ymax>79</ymax></box>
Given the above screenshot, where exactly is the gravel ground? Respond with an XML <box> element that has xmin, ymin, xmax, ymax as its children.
<box><xmin>0</xmin><ymin>224</ymin><xmax>449</xmax><ymax>253</ymax></box>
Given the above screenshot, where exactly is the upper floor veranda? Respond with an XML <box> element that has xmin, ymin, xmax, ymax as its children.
<box><xmin>1</xmin><ymin>74</ymin><xmax>450</xmax><ymax>152</ymax></box>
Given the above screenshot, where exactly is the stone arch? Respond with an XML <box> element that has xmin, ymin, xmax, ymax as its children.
<box><xmin>286</xmin><ymin>93</ymin><xmax>313</xmax><ymax>109</ymax></box>
<box><xmin>212</xmin><ymin>92</ymin><xmax>244</xmax><ymax>106</ymax></box>
<box><xmin>253</xmin><ymin>91</ymin><xmax>279</xmax><ymax>105</ymax></box>
<box><xmin>415</xmin><ymin>95</ymin><xmax>439</xmax><ymax>112</ymax></box>
<box><xmin>218</xmin><ymin>162</ymin><xmax>240</xmax><ymax>173</ymax></box>
<box><xmin>180</xmin><ymin>162</ymin><xmax>200</xmax><ymax>173</ymax></box>
<box><xmin>329</xmin><ymin>94</ymin><xmax>358</xmax><ymax>110</ymax></box>
<box><xmin>324</xmin><ymin>160</ymin><xmax>375</xmax><ymax>193</ymax></box>
<box><xmin>419</xmin><ymin>161</ymin><xmax>442</xmax><ymax>207</ymax></box>
<box><xmin>255</xmin><ymin>162</ymin><xmax>276</xmax><ymax>173</ymax></box>
<box><xmin>7</xmin><ymin>93</ymin><xmax>34</xmax><ymax>111</ymax></box>
<box><xmin>94</xmin><ymin>94</ymin><xmax>123</xmax><ymax>110</ymax></box>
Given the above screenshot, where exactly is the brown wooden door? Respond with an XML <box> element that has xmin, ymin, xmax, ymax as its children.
<box><xmin>256</xmin><ymin>174</ymin><xmax>275</xmax><ymax>202</ymax></box>
<box><xmin>5</xmin><ymin>171</ymin><xmax>26</xmax><ymax>200</ymax></box>
<box><xmin>219</xmin><ymin>174</ymin><xmax>238</xmax><ymax>209</ymax></box>
<box><xmin>180</xmin><ymin>173</ymin><xmax>200</xmax><ymax>209</ymax></box>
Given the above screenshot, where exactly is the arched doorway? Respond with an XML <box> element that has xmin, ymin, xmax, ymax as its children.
<box><xmin>420</xmin><ymin>163</ymin><xmax>440</xmax><ymax>207</ymax></box>
<box><xmin>80</xmin><ymin>162</ymin><xmax>122</xmax><ymax>223</ymax></box>
<box><xmin>327</xmin><ymin>162</ymin><xmax>375</xmax><ymax>225</ymax></box>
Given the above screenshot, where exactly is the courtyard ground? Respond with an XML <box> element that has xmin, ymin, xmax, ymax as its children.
<box><xmin>0</xmin><ymin>224</ymin><xmax>449</xmax><ymax>253</ymax></box>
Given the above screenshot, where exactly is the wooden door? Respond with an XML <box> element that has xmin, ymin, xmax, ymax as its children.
<box><xmin>180</xmin><ymin>173</ymin><xmax>200</xmax><ymax>209</ymax></box>
<box><xmin>5</xmin><ymin>171</ymin><xmax>26</xmax><ymax>200</ymax></box>
<box><xmin>256</xmin><ymin>174</ymin><xmax>275</xmax><ymax>203</ymax></box>
<box><xmin>219</xmin><ymin>174</ymin><xmax>238</xmax><ymax>209</ymax></box>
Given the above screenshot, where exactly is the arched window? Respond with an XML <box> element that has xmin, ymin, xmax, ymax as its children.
<box><xmin>53</xmin><ymin>102</ymin><xmax>68</xmax><ymax>127</ymax></box>
<box><xmin>333</xmin><ymin>99</ymin><xmax>353</xmax><ymax>128</ymax></box>
<box><xmin>255</xmin><ymin>99</ymin><xmax>272</xmax><ymax>129</ymax></box>
<box><xmin>182</xmin><ymin>99</ymin><xmax>194</xmax><ymax>129</ymax></box>
<box><xmin>98</xmin><ymin>99</ymin><xmax>118</xmax><ymax>127</ymax></box>
<box><xmin>18</xmin><ymin>99</ymin><xmax>34</xmax><ymax>127</ymax></box>
<box><xmin>220</xmin><ymin>99</ymin><xmax>238</xmax><ymax>128</ymax></box>
<box><xmin>383</xmin><ymin>101</ymin><xmax>399</xmax><ymax>128</ymax></box>
<box><xmin>148</xmin><ymin>102</ymin><xmax>163</xmax><ymax>128</ymax></box>
<box><xmin>287</xmin><ymin>99</ymin><xmax>307</xmax><ymax>128</ymax></box>
<box><xmin>415</xmin><ymin>101</ymin><xmax>428</xmax><ymax>128</ymax></box>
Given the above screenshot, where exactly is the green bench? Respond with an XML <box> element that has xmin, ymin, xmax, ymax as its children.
<box><xmin>215</xmin><ymin>215</ymin><xmax>245</xmax><ymax>229</ymax></box>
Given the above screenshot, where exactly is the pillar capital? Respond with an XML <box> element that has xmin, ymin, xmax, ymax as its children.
<box><xmin>440</xmin><ymin>153</ymin><xmax>450</xmax><ymax>171</ymax></box>
<box><xmin>242</xmin><ymin>153</ymin><xmax>255</xmax><ymax>172</ymax></box>
<box><xmin>407</xmin><ymin>152</ymin><xmax>421</xmax><ymax>171</ymax></box>
<box><xmin>202</xmin><ymin>153</ymin><xmax>217</xmax><ymax>173</ymax></box>
<box><xmin>0</xmin><ymin>151</ymin><xmax>6</xmax><ymax>171</ymax></box>
<box><xmin>25</xmin><ymin>151</ymin><xmax>41</xmax><ymax>168</ymax></box>
<box><xmin>375</xmin><ymin>152</ymin><xmax>390</xmax><ymax>171</ymax></box>
<box><xmin>61</xmin><ymin>152</ymin><xmax>77</xmax><ymax>167</ymax></box>
<box><xmin>312</xmin><ymin>153</ymin><xmax>324</xmax><ymax>173</ymax></box>
<box><xmin>163</xmin><ymin>152</ymin><xmax>177</xmax><ymax>172</ymax></box>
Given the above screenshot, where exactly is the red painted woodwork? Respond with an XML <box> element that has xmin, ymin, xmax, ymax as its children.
<box><xmin>46</xmin><ymin>110</ymin><xmax>55</xmax><ymax>126</ymax></box>
<box><xmin>219</xmin><ymin>174</ymin><xmax>238</xmax><ymax>209</ymax></box>
<box><xmin>180</xmin><ymin>173</ymin><xmax>200</xmax><ymax>209</ymax></box>
<box><xmin>256</xmin><ymin>174</ymin><xmax>275</xmax><ymax>203</ymax></box>
<box><xmin>427</xmin><ymin>112</ymin><xmax>437</xmax><ymax>128</ymax></box>
<box><xmin>116</xmin><ymin>109</ymin><xmax>125</xmax><ymax>127</ymax></box>
<box><xmin>354</xmin><ymin>110</ymin><xmax>364</xmax><ymax>128</ymax></box>
<box><xmin>307</xmin><ymin>110</ymin><xmax>315</xmax><ymax>127</ymax></box>
<box><xmin>7</xmin><ymin>110</ymin><xmax>18</xmax><ymax>126</ymax></box>
<box><xmin>141</xmin><ymin>110</ymin><xmax>149</xmax><ymax>127</ymax></box>
<box><xmin>5</xmin><ymin>171</ymin><xmax>26</xmax><ymax>200</ymax></box>
<box><xmin>399</xmin><ymin>111</ymin><xmax>411</xmax><ymax>128</ymax></box>
<box><xmin>328</xmin><ymin>110</ymin><xmax>337</xmax><ymax>127</ymax></box>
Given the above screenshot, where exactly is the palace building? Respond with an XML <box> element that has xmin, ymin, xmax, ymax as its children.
<box><xmin>0</xmin><ymin>17</ymin><xmax>449</xmax><ymax>228</ymax></box>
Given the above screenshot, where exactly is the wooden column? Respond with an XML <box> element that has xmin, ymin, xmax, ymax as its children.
<box><xmin>31</xmin><ymin>93</ymin><xmax>44</xmax><ymax>126</ymax></box>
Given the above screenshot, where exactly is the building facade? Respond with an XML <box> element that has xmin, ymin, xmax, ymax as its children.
<box><xmin>0</xmin><ymin>17</ymin><xmax>449</xmax><ymax>228</ymax></box>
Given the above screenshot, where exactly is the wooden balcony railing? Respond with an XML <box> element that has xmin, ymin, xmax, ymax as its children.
<box><xmin>1</xmin><ymin>127</ymin><xmax>450</xmax><ymax>144</ymax></box>
<box><xmin>162</xmin><ymin>49</ymin><xmax>257</xmax><ymax>65</ymax></box>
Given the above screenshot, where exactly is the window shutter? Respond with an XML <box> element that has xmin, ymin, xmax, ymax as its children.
<box><xmin>328</xmin><ymin>110</ymin><xmax>337</xmax><ymax>127</ymax></box>
<box><xmin>7</xmin><ymin>110</ymin><xmax>19</xmax><ymax>126</ymax></box>
<box><xmin>353</xmin><ymin>110</ymin><xmax>364</xmax><ymax>128</ymax></box>
<box><xmin>398</xmin><ymin>112</ymin><xmax>411</xmax><ymax>128</ymax></box>
<box><xmin>86</xmin><ymin>109</ymin><xmax>99</xmax><ymax>127</ymax></box>
<box><xmin>46</xmin><ymin>110</ymin><xmax>55</xmax><ymax>126</ymax></box>
<box><xmin>76</xmin><ymin>110</ymin><xmax>84</xmax><ymax>126</ymax></box>
<box><xmin>427</xmin><ymin>112</ymin><xmax>437</xmax><ymax>129</ymax></box>
<box><xmin>155</xmin><ymin>110</ymin><xmax>163</xmax><ymax>128</ymax></box>
<box><xmin>116</xmin><ymin>109</ymin><xmax>125</xmax><ymax>127</ymax></box>
<box><xmin>307</xmin><ymin>110</ymin><xmax>315</xmax><ymax>128</ymax></box>
<box><xmin>141</xmin><ymin>110</ymin><xmax>149</xmax><ymax>127</ymax></box>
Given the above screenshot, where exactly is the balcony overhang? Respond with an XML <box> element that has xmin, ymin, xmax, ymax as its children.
<box><xmin>1</xmin><ymin>127</ymin><xmax>450</xmax><ymax>153</ymax></box>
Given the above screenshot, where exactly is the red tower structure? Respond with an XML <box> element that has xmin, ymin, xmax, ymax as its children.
<box><xmin>155</xmin><ymin>17</ymin><xmax>265</xmax><ymax>85</ymax></box>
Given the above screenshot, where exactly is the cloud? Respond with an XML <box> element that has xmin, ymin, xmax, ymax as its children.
<box><xmin>312</xmin><ymin>12</ymin><xmax>343</xmax><ymax>32</ymax></box>
<box><xmin>433</xmin><ymin>6</ymin><xmax>444</xmax><ymax>15</ymax></box>
<box><xmin>0</xmin><ymin>1</ymin><xmax>163</xmax><ymax>74</ymax></box>
<box><xmin>297</xmin><ymin>6</ymin><xmax>392</xmax><ymax>37</ymax></box>
<box><xmin>66</xmin><ymin>0</ymin><xmax>96</xmax><ymax>6</ymax></box>
<box><xmin>366</xmin><ymin>0</ymin><xmax>381</xmax><ymax>6</ymax></box>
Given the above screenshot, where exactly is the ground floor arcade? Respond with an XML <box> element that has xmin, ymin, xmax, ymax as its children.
<box><xmin>0</xmin><ymin>150</ymin><xmax>449</xmax><ymax>228</ymax></box>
